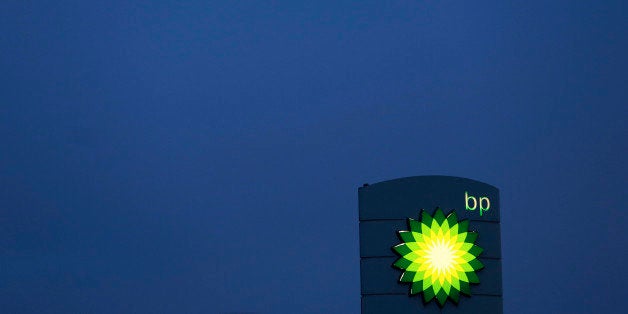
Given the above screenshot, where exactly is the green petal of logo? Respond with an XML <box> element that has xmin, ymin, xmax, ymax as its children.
<box><xmin>392</xmin><ymin>208</ymin><xmax>484</xmax><ymax>307</ymax></box>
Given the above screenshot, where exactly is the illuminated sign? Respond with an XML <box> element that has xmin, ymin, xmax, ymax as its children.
<box><xmin>392</xmin><ymin>208</ymin><xmax>484</xmax><ymax>307</ymax></box>
<box><xmin>359</xmin><ymin>176</ymin><xmax>502</xmax><ymax>313</ymax></box>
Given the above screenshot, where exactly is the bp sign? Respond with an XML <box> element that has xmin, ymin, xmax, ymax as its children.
<box><xmin>359</xmin><ymin>176</ymin><xmax>503</xmax><ymax>314</ymax></box>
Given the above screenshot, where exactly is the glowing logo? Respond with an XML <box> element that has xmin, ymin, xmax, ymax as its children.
<box><xmin>392</xmin><ymin>208</ymin><xmax>484</xmax><ymax>306</ymax></box>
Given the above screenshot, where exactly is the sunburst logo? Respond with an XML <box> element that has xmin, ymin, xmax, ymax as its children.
<box><xmin>392</xmin><ymin>208</ymin><xmax>484</xmax><ymax>307</ymax></box>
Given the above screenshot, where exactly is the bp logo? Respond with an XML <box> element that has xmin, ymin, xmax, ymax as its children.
<box><xmin>392</xmin><ymin>208</ymin><xmax>484</xmax><ymax>307</ymax></box>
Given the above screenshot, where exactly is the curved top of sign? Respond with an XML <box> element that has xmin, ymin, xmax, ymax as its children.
<box><xmin>358</xmin><ymin>175</ymin><xmax>500</xmax><ymax>222</ymax></box>
<box><xmin>362</xmin><ymin>175</ymin><xmax>498</xmax><ymax>190</ymax></box>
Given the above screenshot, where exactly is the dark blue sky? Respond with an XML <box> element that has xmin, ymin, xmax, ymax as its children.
<box><xmin>1</xmin><ymin>1</ymin><xmax>626</xmax><ymax>313</ymax></box>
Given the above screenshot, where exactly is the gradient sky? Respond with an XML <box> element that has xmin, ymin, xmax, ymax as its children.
<box><xmin>1</xmin><ymin>1</ymin><xmax>627</xmax><ymax>313</ymax></box>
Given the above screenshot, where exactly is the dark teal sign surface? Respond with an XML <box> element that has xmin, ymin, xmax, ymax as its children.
<box><xmin>359</xmin><ymin>176</ymin><xmax>503</xmax><ymax>314</ymax></box>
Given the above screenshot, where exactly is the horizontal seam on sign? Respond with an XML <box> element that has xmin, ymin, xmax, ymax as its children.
<box><xmin>361</xmin><ymin>293</ymin><xmax>502</xmax><ymax>297</ymax></box>
<box><xmin>360</xmin><ymin>256</ymin><xmax>503</xmax><ymax>260</ymax></box>
<box><xmin>359</xmin><ymin>219</ymin><xmax>501</xmax><ymax>223</ymax></box>
<box><xmin>359</xmin><ymin>219</ymin><xmax>406</xmax><ymax>222</ymax></box>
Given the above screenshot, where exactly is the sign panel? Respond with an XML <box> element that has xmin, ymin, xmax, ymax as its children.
<box><xmin>359</xmin><ymin>176</ymin><xmax>503</xmax><ymax>314</ymax></box>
